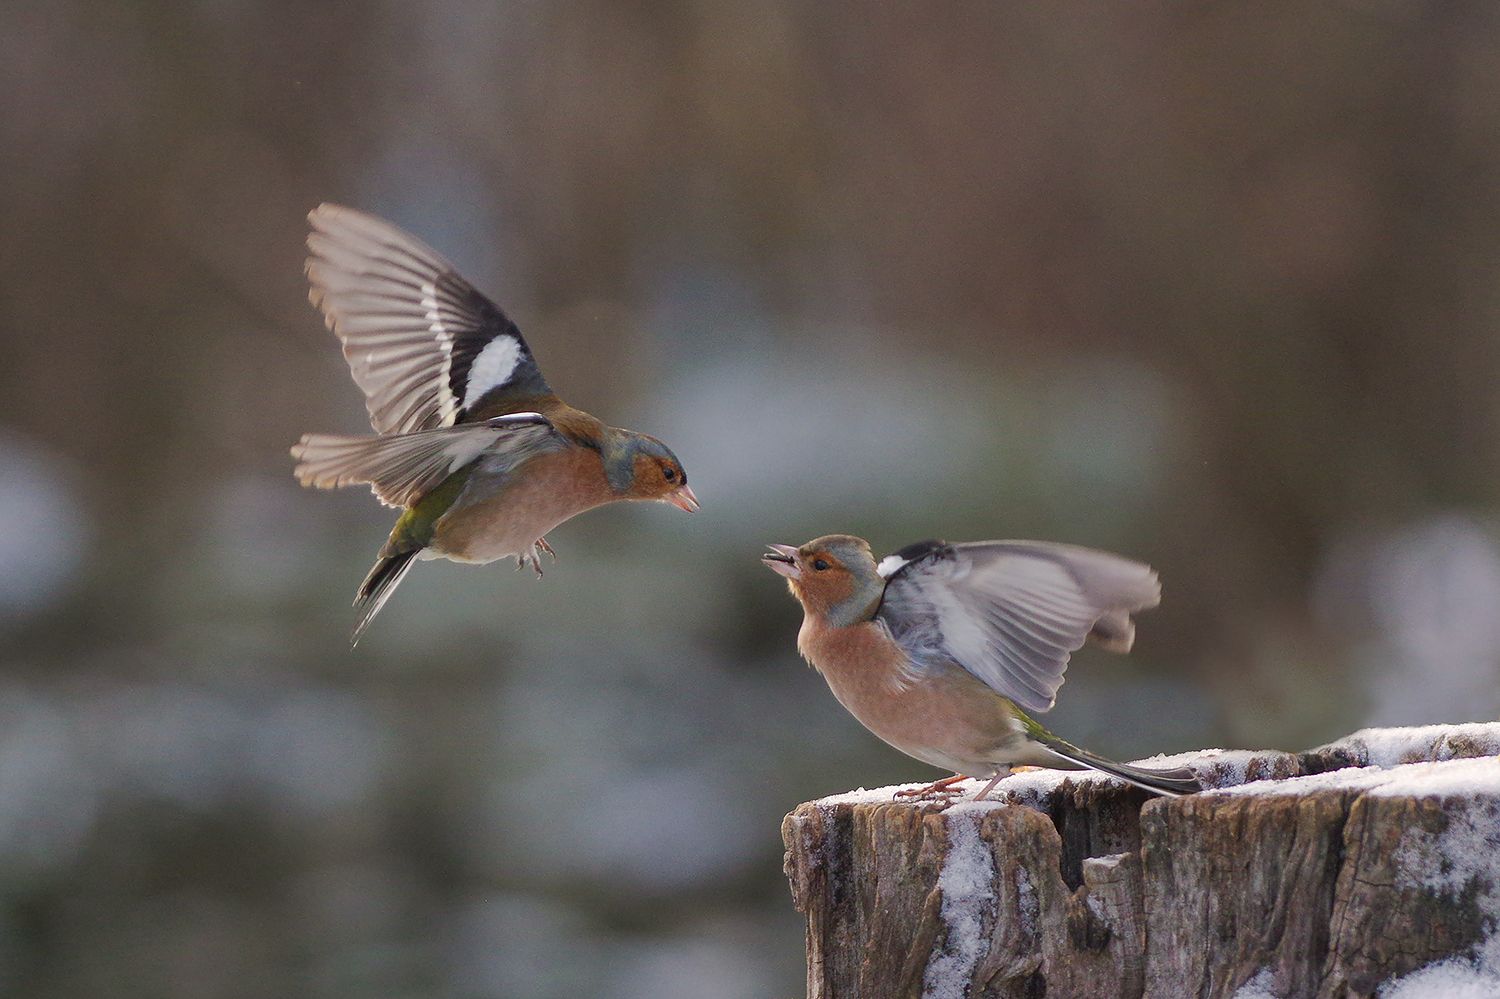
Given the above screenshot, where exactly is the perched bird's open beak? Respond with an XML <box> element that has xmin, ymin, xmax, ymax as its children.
<box><xmin>666</xmin><ymin>484</ymin><xmax>700</xmax><ymax>513</ymax></box>
<box><xmin>761</xmin><ymin>543</ymin><xmax>801</xmax><ymax>580</ymax></box>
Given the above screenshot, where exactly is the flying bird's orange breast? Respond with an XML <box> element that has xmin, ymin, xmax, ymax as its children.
<box><xmin>431</xmin><ymin>446</ymin><xmax>612</xmax><ymax>562</ymax></box>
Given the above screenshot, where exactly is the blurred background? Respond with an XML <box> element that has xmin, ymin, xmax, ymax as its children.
<box><xmin>6</xmin><ymin>1</ymin><xmax>1500</xmax><ymax>996</ymax></box>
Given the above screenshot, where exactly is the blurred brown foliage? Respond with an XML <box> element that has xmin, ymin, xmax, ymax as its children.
<box><xmin>3</xmin><ymin>3</ymin><xmax>1500</xmax><ymax>997</ymax></box>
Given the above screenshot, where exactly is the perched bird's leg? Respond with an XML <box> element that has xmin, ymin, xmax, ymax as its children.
<box><xmin>536</xmin><ymin>537</ymin><xmax>557</xmax><ymax>561</ymax></box>
<box><xmin>971</xmin><ymin>766</ymin><xmax>1043</xmax><ymax>801</ymax></box>
<box><xmin>973</xmin><ymin>773</ymin><xmax>1007</xmax><ymax>801</ymax></box>
<box><xmin>894</xmin><ymin>774</ymin><xmax>970</xmax><ymax>799</ymax></box>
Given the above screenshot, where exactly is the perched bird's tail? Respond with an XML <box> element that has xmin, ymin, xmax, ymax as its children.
<box><xmin>1032</xmin><ymin>728</ymin><xmax>1201</xmax><ymax>797</ymax></box>
<box><xmin>351</xmin><ymin>548</ymin><xmax>420</xmax><ymax>646</ymax></box>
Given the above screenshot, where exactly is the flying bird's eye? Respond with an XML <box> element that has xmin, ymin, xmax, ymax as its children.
<box><xmin>663</xmin><ymin>466</ymin><xmax>677</xmax><ymax>482</ymax></box>
<box><xmin>813</xmin><ymin>558</ymin><xmax>830</xmax><ymax>571</ymax></box>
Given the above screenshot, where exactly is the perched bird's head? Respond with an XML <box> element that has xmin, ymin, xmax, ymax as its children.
<box><xmin>762</xmin><ymin>534</ymin><xmax>884</xmax><ymax>626</ymax></box>
<box><xmin>606</xmin><ymin>432</ymin><xmax>699</xmax><ymax>512</ymax></box>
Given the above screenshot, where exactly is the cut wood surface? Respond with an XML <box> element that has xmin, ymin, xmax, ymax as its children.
<box><xmin>781</xmin><ymin>724</ymin><xmax>1500</xmax><ymax>999</ymax></box>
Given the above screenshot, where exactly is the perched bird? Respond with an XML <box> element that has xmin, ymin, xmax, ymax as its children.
<box><xmin>762</xmin><ymin>535</ymin><xmax>1200</xmax><ymax>798</ymax></box>
<box><xmin>291</xmin><ymin>205</ymin><xmax>699</xmax><ymax>643</ymax></box>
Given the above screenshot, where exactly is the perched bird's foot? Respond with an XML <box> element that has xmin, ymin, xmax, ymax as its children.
<box><xmin>894</xmin><ymin>774</ymin><xmax>970</xmax><ymax>800</ymax></box>
<box><xmin>536</xmin><ymin>537</ymin><xmax>557</xmax><ymax>561</ymax></box>
<box><xmin>961</xmin><ymin>765</ymin><xmax>1046</xmax><ymax>801</ymax></box>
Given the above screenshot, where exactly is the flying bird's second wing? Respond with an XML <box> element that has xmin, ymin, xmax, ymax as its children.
<box><xmin>306</xmin><ymin>204</ymin><xmax>552</xmax><ymax>435</ymax></box>
<box><xmin>291</xmin><ymin>413</ymin><xmax>561</xmax><ymax>508</ymax></box>
<box><xmin>876</xmin><ymin>541</ymin><xmax>1161</xmax><ymax>713</ymax></box>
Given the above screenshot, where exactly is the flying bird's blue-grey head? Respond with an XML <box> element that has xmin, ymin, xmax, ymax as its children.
<box><xmin>762</xmin><ymin>534</ymin><xmax>884</xmax><ymax>627</ymax></box>
<box><xmin>603</xmin><ymin>431</ymin><xmax>698</xmax><ymax>511</ymax></box>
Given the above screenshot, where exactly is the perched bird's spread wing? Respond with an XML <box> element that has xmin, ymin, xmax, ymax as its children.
<box><xmin>875</xmin><ymin>541</ymin><xmax>1161</xmax><ymax>713</ymax></box>
<box><xmin>306</xmin><ymin>204</ymin><xmax>552</xmax><ymax>435</ymax></box>
<box><xmin>291</xmin><ymin>413</ymin><xmax>561</xmax><ymax>508</ymax></box>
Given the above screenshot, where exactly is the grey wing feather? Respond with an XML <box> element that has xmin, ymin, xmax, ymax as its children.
<box><xmin>291</xmin><ymin>413</ymin><xmax>557</xmax><ymax>508</ymax></box>
<box><xmin>877</xmin><ymin>541</ymin><xmax>1161</xmax><ymax>713</ymax></box>
<box><xmin>306</xmin><ymin>204</ymin><xmax>550</xmax><ymax>435</ymax></box>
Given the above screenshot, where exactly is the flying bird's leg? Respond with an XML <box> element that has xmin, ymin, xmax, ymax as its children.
<box><xmin>894</xmin><ymin>774</ymin><xmax>970</xmax><ymax>799</ymax></box>
<box><xmin>512</xmin><ymin>544</ymin><xmax>545</xmax><ymax>577</ymax></box>
<box><xmin>535</xmin><ymin>537</ymin><xmax>556</xmax><ymax>561</ymax></box>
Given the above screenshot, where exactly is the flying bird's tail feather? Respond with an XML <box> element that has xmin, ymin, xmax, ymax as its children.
<box><xmin>351</xmin><ymin>548</ymin><xmax>419</xmax><ymax>646</ymax></box>
<box><xmin>290</xmin><ymin>412</ymin><xmax>553</xmax><ymax>509</ymax></box>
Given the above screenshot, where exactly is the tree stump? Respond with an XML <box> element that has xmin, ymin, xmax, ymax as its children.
<box><xmin>781</xmin><ymin>724</ymin><xmax>1500</xmax><ymax>999</ymax></box>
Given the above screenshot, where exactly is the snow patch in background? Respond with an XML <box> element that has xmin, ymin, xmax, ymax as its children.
<box><xmin>0</xmin><ymin>687</ymin><xmax>98</xmax><ymax>877</ymax></box>
<box><xmin>0</xmin><ymin>431</ymin><xmax>88</xmax><ymax>621</ymax></box>
<box><xmin>1315</xmin><ymin>515</ymin><xmax>1500</xmax><ymax>725</ymax></box>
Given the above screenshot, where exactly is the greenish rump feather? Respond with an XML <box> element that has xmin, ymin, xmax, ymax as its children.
<box><xmin>801</xmin><ymin>534</ymin><xmax>887</xmax><ymax>628</ymax></box>
<box><xmin>381</xmin><ymin>464</ymin><xmax>477</xmax><ymax>555</ymax></box>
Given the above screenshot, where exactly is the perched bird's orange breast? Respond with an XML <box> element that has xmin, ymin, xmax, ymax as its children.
<box><xmin>798</xmin><ymin>616</ymin><xmax>1022</xmax><ymax>774</ymax></box>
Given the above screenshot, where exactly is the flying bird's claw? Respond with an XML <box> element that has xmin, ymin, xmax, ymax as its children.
<box><xmin>536</xmin><ymin>537</ymin><xmax>556</xmax><ymax>561</ymax></box>
<box><xmin>514</xmin><ymin>542</ymin><xmax>546</xmax><ymax>578</ymax></box>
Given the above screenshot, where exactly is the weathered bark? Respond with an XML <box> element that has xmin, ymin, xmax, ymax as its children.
<box><xmin>782</xmin><ymin>726</ymin><xmax>1500</xmax><ymax>999</ymax></box>
<box><xmin>1140</xmin><ymin>786</ymin><xmax>1354</xmax><ymax>997</ymax></box>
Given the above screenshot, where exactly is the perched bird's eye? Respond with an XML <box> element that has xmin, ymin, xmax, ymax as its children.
<box><xmin>813</xmin><ymin>558</ymin><xmax>830</xmax><ymax>572</ymax></box>
<box><xmin>663</xmin><ymin>466</ymin><xmax>677</xmax><ymax>482</ymax></box>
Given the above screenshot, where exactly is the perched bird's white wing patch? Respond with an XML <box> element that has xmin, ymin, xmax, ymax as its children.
<box><xmin>291</xmin><ymin>413</ymin><xmax>560</xmax><ymax>508</ymax></box>
<box><xmin>877</xmin><ymin>541</ymin><xmax>1161</xmax><ymax>713</ymax></box>
<box><xmin>306</xmin><ymin>205</ymin><xmax>551</xmax><ymax>435</ymax></box>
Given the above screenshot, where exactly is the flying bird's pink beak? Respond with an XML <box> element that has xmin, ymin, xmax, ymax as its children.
<box><xmin>761</xmin><ymin>544</ymin><xmax>801</xmax><ymax>579</ymax></box>
<box><xmin>666</xmin><ymin>483</ymin><xmax>700</xmax><ymax>513</ymax></box>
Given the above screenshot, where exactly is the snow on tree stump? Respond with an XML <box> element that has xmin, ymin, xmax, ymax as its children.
<box><xmin>781</xmin><ymin>724</ymin><xmax>1500</xmax><ymax>999</ymax></box>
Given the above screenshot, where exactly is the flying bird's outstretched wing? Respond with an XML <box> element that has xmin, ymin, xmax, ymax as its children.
<box><xmin>306</xmin><ymin>204</ymin><xmax>552</xmax><ymax>435</ymax></box>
